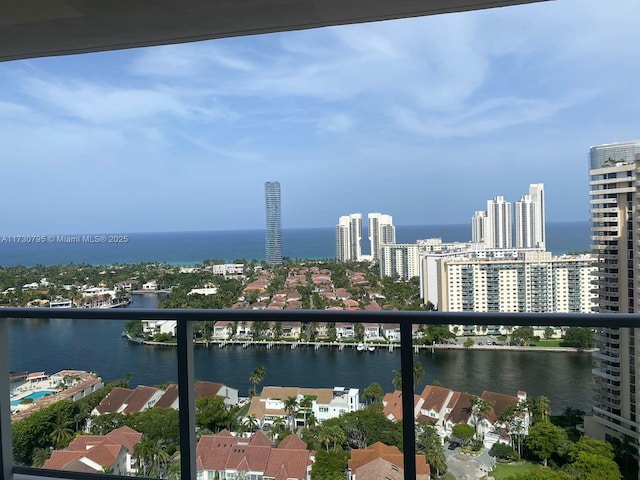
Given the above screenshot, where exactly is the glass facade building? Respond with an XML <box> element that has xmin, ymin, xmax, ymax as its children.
<box><xmin>265</xmin><ymin>181</ymin><xmax>283</xmax><ymax>265</ymax></box>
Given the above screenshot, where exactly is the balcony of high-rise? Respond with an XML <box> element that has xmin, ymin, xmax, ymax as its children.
<box><xmin>2</xmin><ymin>1</ymin><xmax>640</xmax><ymax>480</ymax></box>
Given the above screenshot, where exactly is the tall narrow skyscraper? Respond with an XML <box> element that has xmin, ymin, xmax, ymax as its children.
<box><xmin>264</xmin><ymin>181</ymin><xmax>282</xmax><ymax>265</ymax></box>
<box><xmin>485</xmin><ymin>196</ymin><xmax>512</xmax><ymax>248</ymax></box>
<box><xmin>515</xmin><ymin>184</ymin><xmax>545</xmax><ymax>249</ymax></box>
<box><xmin>471</xmin><ymin>210</ymin><xmax>487</xmax><ymax>244</ymax></box>
<box><xmin>336</xmin><ymin>214</ymin><xmax>362</xmax><ymax>261</ymax></box>
<box><xmin>585</xmin><ymin>140</ymin><xmax>640</xmax><ymax>453</ymax></box>
<box><xmin>368</xmin><ymin>213</ymin><xmax>396</xmax><ymax>261</ymax></box>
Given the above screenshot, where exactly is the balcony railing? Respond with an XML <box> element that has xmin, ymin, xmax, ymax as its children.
<box><xmin>2</xmin><ymin>308</ymin><xmax>640</xmax><ymax>480</ymax></box>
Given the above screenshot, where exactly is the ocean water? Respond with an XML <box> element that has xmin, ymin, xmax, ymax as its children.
<box><xmin>0</xmin><ymin>221</ymin><xmax>589</xmax><ymax>267</ymax></box>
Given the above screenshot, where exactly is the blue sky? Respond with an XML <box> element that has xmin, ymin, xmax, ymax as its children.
<box><xmin>1</xmin><ymin>0</ymin><xmax>639</xmax><ymax>235</ymax></box>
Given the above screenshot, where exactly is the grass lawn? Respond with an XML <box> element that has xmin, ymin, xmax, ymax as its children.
<box><xmin>491</xmin><ymin>462</ymin><xmax>541</xmax><ymax>479</ymax></box>
<box><xmin>532</xmin><ymin>339</ymin><xmax>563</xmax><ymax>348</ymax></box>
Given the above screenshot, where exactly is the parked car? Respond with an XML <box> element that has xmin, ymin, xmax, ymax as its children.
<box><xmin>448</xmin><ymin>441</ymin><xmax>460</xmax><ymax>450</ymax></box>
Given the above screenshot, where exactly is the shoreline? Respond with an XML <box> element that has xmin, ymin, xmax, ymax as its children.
<box><xmin>124</xmin><ymin>335</ymin><xmax>595</xmax><ymax>354</ymax></box>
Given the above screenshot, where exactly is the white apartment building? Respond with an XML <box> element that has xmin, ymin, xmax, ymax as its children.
<box><xmin>368</xmin><ymin>213</ymin><xmax>396</xmax><ymax>261</ymax></box>
<box><xmin>486</xmin><ymin>196</ymin><xmax>512</xmax><ymax>249</ymax></box>
<box><xmin>336</xmin><ymin>213</ymin><xmax>363</xmax><ymax>261</ymax></box>
<box><xmin>584</xmin><ymin>140</ymin><xmax>640</xmax><ymax>456</ymax></box>
<box><xmin>434</xmin><ymin>251</ymin><xmax>596</xmax><ymax>314</ymax></box>
<box><xmin>379</xmin><ymin>243</ymin><xmax>420</xmax><ymax>281</ymax></box>
<box><xmin>248</xmin><ymin>386</ymin><xmax>360</xmax><ymax>428</ymax></box>
<box><xmin>471</xmin><ymin>210</ymin><xmax>487</xmax><ymax>244</ymax></box>
<box><xmin>515</xmin><ymin>183</ymin><xmax>546</xmax><ymax>249</ymax></box>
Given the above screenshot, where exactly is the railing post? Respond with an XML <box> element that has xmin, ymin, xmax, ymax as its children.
<box><xmin>0</xmin><ymin>319</ymin><xmax>13</xmax><ymax>480</ymax></box>
<box><xmin>400</xmin><ymin>321</ymin><xmax>416</xmax><ymax>480</ymax></box>
<box><xmin>177</xmin><ymin>317</ymin><xmax>196</xmax><ymax>480</ymax></box>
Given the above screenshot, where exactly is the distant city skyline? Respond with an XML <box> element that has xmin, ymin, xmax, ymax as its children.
<box><xmin>0</xmin><ymin>0</ymin><xmax>638</xmax><ymax>235</ymax></box>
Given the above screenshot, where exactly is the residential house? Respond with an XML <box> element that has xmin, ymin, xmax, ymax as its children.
<box><xmin>248</xmin><ymin>386</ymin><xmax>359</xmax><ymax>428</ymax></box>
<box><xmin>143</xmin><ymin>319</ymin><xmax>178</xmax><ymax>337</ymax></box>
<box><xmin>92</xmin><ymin>386</ymin><xmax>163</xmax><ymax>416</ymax></box>
<box><xmin>383</xmin><ymin>324</ymin><xmax>401</xmax><ymax>342</ymax></box>
<box><xmin>348</xmin><ymin>442</ymin><xmax>429</xmax><ymax>480</ymax></box>
<box><xmin>196</xmin><ymin>430</ymin><xmax>313</xmax><ymax>480</ymax></box>
<box><xmin>335</xmin><ymin>323</ymin><xmax>355</xmax><ymax>339</ymax></box>
<box><xmin>43</xmin><ymin>426</ymin><xmax>142</xmax><ymax>475</ymax></box>
<box><xmin>155</xmin><ymin>381</ymin><xmax>239</xmax><ymax>408</ymax></box>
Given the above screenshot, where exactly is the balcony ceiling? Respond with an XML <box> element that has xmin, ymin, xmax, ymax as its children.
<box><xmin>1</xmin><ymin>0</ymin><xmax>547</xmax><ymax>62</ymax></box>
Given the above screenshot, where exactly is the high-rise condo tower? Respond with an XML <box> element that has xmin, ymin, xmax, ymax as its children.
<box><xmin>584</xmin><ymin>140</ymin><xmax>640</xmax><ymax>455</ymax></box>
<box><xmin>485</xmin><ymin>196</ymin><xmax>512</xmax><ymax>249</ymax></box>
<box><xmin>265</xmin><ymin>181</ymin><xmax>282</xmax><ymax>265</ymax></box>
<box><xmin>368</xmin><ymin>213</ymin><xmax>396</xmax><ymax>260</ymax></box>
<box><xmin>336</xmin><ymin>214</ymin><xmax>362</xmax><ymax>261</ymax></box>
<box><xmin>515</xmin><ymin>183</ymin><xmax>545</xmax><ymax>249</ymax></box>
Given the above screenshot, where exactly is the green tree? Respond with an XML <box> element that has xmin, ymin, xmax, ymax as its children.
<box><xmin>362</xmin><ymin>382</ymin><xmax>384</xmax><ymax>404</ymax></box>
<box><xmin>469</xmin><ymin>396</ymin><xmax>493</xmax><ymax>438</ymax></box>
<box><xmin>195</xmin><ymin>396</ymin><xmax>234</xmax><ymax>433</ymax></box>
<box><xmin>490</xmin><ymin>442</ymin><xmax>519</xmax><ymax>461</ymax></box>
<box><xmin>561</xmin><ymin>327</ymin><xmax>593</xmax><ymax>349</ymax></box>
<box><xmin>505</xmin><ymin>470</ymin><xmax>570</xmax><ymax>480</ymax></box>
<box><xmin>416</xmin><ymin>424</ymin><xmax>446</xmax><ymax>476</ymax></box>
<box><xmin>310</xmin><ymin>450</ymin><xmax>349</xmax><ymax>480</ymax></box>
<box><xmin>568</xmin><ymin>436</ymin><xmax>615</xmax><ymax>462</ymax></box>
<box><xmin>354</xmin><ymin>322</ymin><xmax>365</xmax><ymax>341</ymax></box>
<box><xmin>511</xmin><ymin>326</ymin><xmax>535</xmax><ymax>346</ymax></box>
<box><xmin>544</xmin><ymin>327</ymin><xmax>555</xmax><ymax>339</ymax></box>
<box><xmin>126</xmin><ymin>407</ymin><xmax>180</xmax><ymax>445</ymax></box>
<box><xmin>525</xmin><ymin>422</ymin><xmax>567</xmax><ymax>467</ymax></box>
<box><xmin>272</xmin><ymin>321</ymin><xmax>283</xmax><ymax>340</ymax></box>
<box><xmin>283</xmin><ymin>396</ymin><xmax>299</xmax><ymax>431</ymax></box>
<box><xmin>49</xmin><ymin>415</ymin><xmax>74</xmax><ymax>449</ymax></box>
<box><xmin>567</xmin><ymin>453</ymin><xmax>621</xmax><ymax>480</ymax></box>
<box><xmin>392</xmin><ymin>363</ymin><xmax>425</xmax><ymax>391</ymax></box>
<box><xmin>249</xmin><ymin>364</ymin><xmax>266</xmax><ymax>397</ymax></box>
<box><xmin>464</xmin><ymin>338</ymin><xmax>474</xmax><ymax>348</ymax></box>
<box><xmin>299</xmin><ymin>395</ymin><xmax>314</xmax><ymax>428</ymax></box>
<box><xmin>452</xmin><ymin>423</ymin><xmax>475</xmax><ymax>445</ymax></box>
<box><xmin>31</xmin><ymin>448</ymin><xmax>51</xmax><ymax>468</ymax></box>
<box><xmin>531</xmin><ymin>395</ymin><xmax>551</xmax><ymax>423</ymax></box>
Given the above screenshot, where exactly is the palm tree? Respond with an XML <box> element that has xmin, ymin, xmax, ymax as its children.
<box><xmin>283</xmin><ymin>396</ymin><xmax>299</xmax><ymax>431</ymax></box>
<box><xmin>249</xmin><ymin>364</ymin><xmax>266</xmax><ymax>397</ymax></box>
<box><xmin>243</xmin><ymin>414</ymin><xmax>259</xmax><ymax>433</ymax></box>
<box><xmin>392</xmin><ymin>363</ymin><xmax>426</xmax><ymax>391</ymax></box>
<box><xmin>469</xmin><ymin>397</ymin><xmax>493</xmax><ymax>439</ymax></box>
<box><xmin>534</xmin><ymin>396</ymin><xmax>551</xmax><ymax>423</ymax></box>
<box><xmin>31</xmin><ymin>448</ymin><xmax>51</xmax><ymax>468</ymax></box>
<box><xmin>299</xmin><ymin>396</ymin><xmax>314</xmax><ymax>427</ymax></box>
<box><xmin>49</xmin><ymin>415</ymin><xmax>74</xmax><ymax>449</ymax></box>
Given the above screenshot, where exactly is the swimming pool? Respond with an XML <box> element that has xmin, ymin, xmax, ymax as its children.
<box><xmin>10</xmin><ymin>390</ymin><xmax>56</xmax><ymax>407</ymax></box>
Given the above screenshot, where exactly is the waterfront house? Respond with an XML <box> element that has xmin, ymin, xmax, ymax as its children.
<box><xmin>155</xmin><ymin>381</ymin><xmax>239</xmax><ymax>408</ymax></box>
<box><xmin>335</xmin><ymin>322</ymin><xmax>355</xmax><ymax>339</ymax></box>
<box><xmin>383</xmin><ymin>324</ymin><xmax>402</xmax><ymax>342</ymax></box>
<box><xmin>196</xmin><ymin>430</ymin><xmax>313</xmax><ymax>480</ymax></box>
<box><xmin>92</xmin><ymin>385</ymin><xmax>163</xmax><ymax>416</ymax></box>
<box><xmin>382</xmin><ymin>390</ymin><xmax>422</xmax><ymax>422</ymax></box>
<box><xmin>248</xmin><ymin>386</ymin><xmax>360</xmax><ymax>428</ymax></box>
<box><xmin>142</xmin><ymin>280</ymin><xmax>157</xmax><ymax>291</ymax></box>
<box><xmin>281</xmin><ymin>321</ymin><xmax>302</xmax><ymax>338</ymax></box>
<box><xmin>212</xmin><ymin>321</ymin><xmax>234</xmax><ymax>339</ymax></box>
<box><xmin>384</xmin><ymin>385</ymin><xmax>529</xmax><ymax>448</ymax></box>
<box><xmin>142</xmin><ymin>319</ymin><xmax>177</xmax><ymax>337</ymax></box>
<box><xmin>347</xmin><ymin>442</ymin><xmax>430</xmax><ymax>480</ymax></box>
<box><xmin>43</xmin><ymin>426</ymin><xmax>142</xmax><ymax>476</ymax></box>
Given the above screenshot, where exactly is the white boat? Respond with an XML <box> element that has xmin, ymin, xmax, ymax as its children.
<box><xmin>356</xmin><ymin>343</ymin><xmax>366</xmax><ymax>352</ymax></box>
<box><xmin>367</xmin><ymin>345</ymin><xmax>376</xmax><ymax>352</ymax></box>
